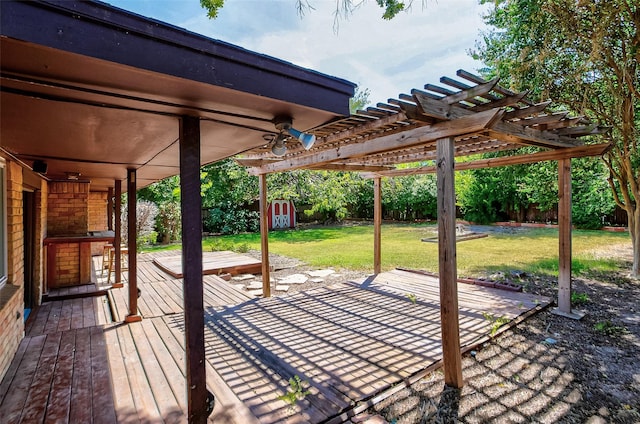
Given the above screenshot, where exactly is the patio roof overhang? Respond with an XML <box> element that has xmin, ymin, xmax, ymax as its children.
<box><xmin>0</xmin><ymin>0</ymin><xmax>355</xmax><ymax>191</ymax></box>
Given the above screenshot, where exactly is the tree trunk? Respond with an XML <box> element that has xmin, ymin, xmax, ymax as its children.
<box><xmin>631</xmin><ymin>206</ymin><xmax>640</xmax><ymax>278</ymax></box>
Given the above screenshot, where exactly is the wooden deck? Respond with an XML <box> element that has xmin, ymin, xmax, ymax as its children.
<box><xmin>153</xmin><ymin>250</ymin><xmax>262</xmax><ymax>278</ymax></box>
<box><xmin>0</xmin><ymin>252</ymin><xmax>550</xmax><ymax>423</ymax></box>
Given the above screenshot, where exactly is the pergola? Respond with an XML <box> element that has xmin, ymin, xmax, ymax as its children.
<box><xmin>238</xmin><ymin>70</ymin><xmax>610</xmax><ymax>389</ymax></box>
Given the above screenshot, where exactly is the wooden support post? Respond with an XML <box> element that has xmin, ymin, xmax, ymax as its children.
<box><xmin>259</xmin><ymin>174</ymin><xmax>271</xmax><ymax>297</ymax></box>
<box><xmin>373</xmin><ymin>177</ymin><xmax>382</xmax><ymax>274</ymax></box>
<box><xmin>179</xmin><ymin>115</ymin><xmax>208</xmax><ymax>423</ymax></box>
<box><xmin>436</xmin><ymin>137</ymin><xmax>463</xmax><ymax>388</ymax></box>
<box><xmin>113</xmin><ymin>180</ymin><xmax>123</xmax><ymax>288</ymax></box>
<box><xmin>107</xmin><ymin>186</ymin><xmax>114</xmax><ymax>231</ymax></box>
<box><xmin>553</xmin><ymin>158</ymin><xmax>584</xmax><ymax>319</ymax></box>
<box><xmin>124</xmin><ymin>169</ymin><xmax>141</xmax><ymax>323</ymax></box>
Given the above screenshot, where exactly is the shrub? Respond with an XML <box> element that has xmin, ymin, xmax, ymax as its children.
<box><xmin>203</xmin><ymin>202</ymin><xmax>259</xmax><ymax>235</ymax></box>
<box><xmin>121</xmin><ymin>199</ymin><xmax>159</xmax><ymax>250</ymax></box>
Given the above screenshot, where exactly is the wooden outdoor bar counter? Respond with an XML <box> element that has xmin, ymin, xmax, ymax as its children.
<box><xmin>44</xmin><ymin>231</ymin><xmax>114</xmax><ymax>289</ymax></box>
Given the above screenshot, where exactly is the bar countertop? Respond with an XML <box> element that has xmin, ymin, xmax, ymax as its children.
<box><xmin>43</xmin><ymin>231</ymin><xmax>115</xmax><ymax>244</ymax></box>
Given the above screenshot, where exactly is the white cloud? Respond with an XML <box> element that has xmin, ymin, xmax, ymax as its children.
<box><xmin>108</xmin><ymin>0</ymin><xmax>490</xmax><ymax>106</ymax></box>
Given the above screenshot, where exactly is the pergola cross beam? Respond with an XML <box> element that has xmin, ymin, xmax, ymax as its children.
<box><xmin>247</xmin><ymin>108</ymin><xmax>504</xmax><ymax>175</ymax></box>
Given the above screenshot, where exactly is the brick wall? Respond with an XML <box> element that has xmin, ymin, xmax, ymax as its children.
<box><xmin>54</xmin><ymin>243</ymin><xmax>80</xmax><ymax>286</ymax></box>
<box><xmin>6</xmin><ymin>161</ymin><xmax>24</xmax><ymax>291</ymax></box>
<box><xmin>47</xmin><ymin>181</ymin><xmax>89</xmax><ymax>236</ymax></box>
<box><xmin>0</xmin><ymin>286</ymin><xmax>22</xmax><ymax>381</ymax></box>
<box><xmin>88</xmin><ymin>191</ymin><xmax>109</xmax><ymax>256</ymax></box>
<box><xmin>0</xmin><ymin>159</ymin><xmax>25</xmax><ymax>381</ymax></box>
<box><xmin>88</xmin><ymin>191</ymin><xmax>108</xmax><ymax>231</ymax></box>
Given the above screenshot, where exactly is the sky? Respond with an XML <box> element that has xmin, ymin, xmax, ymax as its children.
<box><xmin>105</xmin><ymin>0</ymin><xmax>491</xmax><ymax>106</ymax></box>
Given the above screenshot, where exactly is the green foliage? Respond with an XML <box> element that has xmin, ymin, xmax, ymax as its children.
<box><xmin>594</xmin><ymin>320</ymin><xmax>626</xmax><ymax>336</ymax></box>
<box><xmin>350</xmin><ymin>86</ymin><xmax>371</xmax><ymax>112</ymax></box>
<box><xmin>155</xmin><ymin>201</ymin><xmax>181</xmax><ymax>244</ymax></box>
<box><xmin>138</xmin><ymin>176</ymin><xmax>181</xmax><ymax>244</ymax></box>
<box><xmin>475</xmin><ymin>0</ymin><xmax>639</xmax><ymax>271</ymax></box>
<box><xmin>571</xmin><ymin>292</ymin><xmax>590</xmax><ymax>306</ymax></box>
<box><xmin>200</xmin><ymin>0</ymin><xmax>412</xmax><ymax>23</ymax></box>
<box><xmin>277</xmin><ymin>375</ymin><xmax>311</xmax><ymax>408</ymax></box>
<box><xmin>203</xmin><ymin>202</ymin><xmax>259</xmax><ymax>235</ymax></box>
<box><xmin>206</xmin><ymin>238</ymin><xmax>249</xmax><ymax>253</ymax></box>
<box><xmin>383</xmin><ymin>174</ymin><xmax>437</xmax><ymax>220</ymax></box>
<box><xmin>201</xmin><ymin>160</ymin><xmax>257</xmax><ymax>209</ymax></box>
<box><xmin>298</xmin><ymin>171</ymin><xmax>368</xmax><ymax>224</ymax></box>
<box><xmin>121</xmin><ymin>199</ymin><xmax>159</xmax><ymax>251</ymax></box>
<box><xmin>571</xmin><ymin>158</ymin><xmax>616</xmax><ymax>229</ymax></box>
<box><xmin>406</xmin><ymin>293</ymin><xmax>417</xmax><ymax>304</ymax></box>
<box><xmin>482</xmin><ymin>312</ymin><xmax>510</xmax><ymax>336</ymax></box>
<box><xmin>376</xmin><ymin>0</ymin><xmax>406</xmax><ymax>20</ymax></box>
<box><xmin>200</xmin><ymin>160</ymin><xmax>259</xmax><ymax>235</ymax></box>
<box><xmin>456</xmin><ymin>151</ymin><xmax>616</xmax><ymax>227</ymax></box>
<box><xmin>200</xmin><ymin>0</ymin><xmax>224</xmax><ymax>19</ymax></box>
<box><xmin>456</xmin><ymin>164</ymin><xmax>525</xmax><ymax>224</ymax></box>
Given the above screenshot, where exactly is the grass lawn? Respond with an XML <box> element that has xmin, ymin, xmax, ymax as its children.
<box><xmin>143</xmin><ymin>223</ymin><xmax>629</xmax><ymax>277</ymax></box>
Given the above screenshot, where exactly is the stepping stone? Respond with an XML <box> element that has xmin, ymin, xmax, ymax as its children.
<box><xmin>246</xmin><ymin>281</ymin><xmax>264</xmax><ymax>290</ymax></box>
<box><xmin>247</xmin><ymin>289</ymin><xmax>263</xmax><ymax>297</ymax></box>
<box><xmin>232</xmin><ymin>274</ymin><xmax>255</xmax><ymax>281</ymax></box>
<box><xmin>279</xmin><ymin>274</ymin><xmax>308</xmax><ymax>285</ymax></box>
<box><xmin>309</xmin><ymin>278</ymin><xmax>324</xmax><ymax>284</ymax></box>
<box><xmin>233</xmin><ymin>284</ymin><xmax>245</xmax><ymax>290</ymax></box>
<box><xmin>307</xmin><ymin>269</ymin><xmax>335</xmax><ymax>278</ymax></box>
<box><xmin>275</xmin><ymin>285</ymin><xmax>290</xmax><ymax>292</ymax></box>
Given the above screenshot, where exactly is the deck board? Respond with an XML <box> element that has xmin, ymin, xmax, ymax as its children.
<box><xmin>69</xmin><ymin>327</ymin><xmax>93</xmax><ymax>423</ymax></box>
<box><xmin>90</xmin><ymin>325</ymin><xmax>117</xmax><ymax>424</ymax></box>
<box><xmin>20</xmin><ymin>331</ymin><xmax>62</xmax><ymax>423</ymax></box>
<box><xmin>45</xmin><ymin>329</ymin><xmax>75</xmax><ymax>423</ymax></box>
<box><xmin>153</xmin><ymin>251</ymin><xmax>261</xmax><ymax>278</ymax></box>
<box><xmin>0</xmin><ymin>335</ymin><xmax>46</xmax><ymax>423</ymax></box>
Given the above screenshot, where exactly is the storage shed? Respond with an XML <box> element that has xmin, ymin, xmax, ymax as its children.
<box><xmin>267</xmin><ymin>199</ymin><xmax>296</xmax><ymax>229</ymax></box>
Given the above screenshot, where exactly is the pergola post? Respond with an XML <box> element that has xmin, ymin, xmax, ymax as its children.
<box><xmin>259</xmin><ymin>173</ymin><xmax>271</xmax><ymax>297</ymax></box>
<box><xmin>553</xmin><ymin>158</ymin><xmax>584</xmax><ymax>319</ymax></box>
<box><xmin>436</xmin><ymin>137</ymin><xmax>463</xmax><ymax>388</ymax></box>
<box><xmin>107</xmin><ymin>186</ymin><xmax>114</xmax><ymax>231</ymax></box>
<box><xmin>112</xmin><ymin>180</ymin><xmax>123</xmax><ymax>289</ymax></box>
<box><xmin>124</xmin><ymin>168</ymin><xmax>141</xmax><ymax>323</ymax></box>
<box><xmin>179</xmin><ymin>115</ymin><xmax>208</xmax><ymax>422</ymax></box>
<box><xmin>373</xmin><ymin>177</ymin><xmax>382</xmax><ymax>274</ymax></box>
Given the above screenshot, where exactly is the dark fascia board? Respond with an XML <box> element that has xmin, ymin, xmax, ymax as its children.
<box><xmin>0</xmin><ymin>0</ymin><xmax>356</xmax><ymax>115</ymax></box>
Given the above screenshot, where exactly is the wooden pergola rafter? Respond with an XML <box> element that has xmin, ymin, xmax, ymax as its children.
<box><xmin>240</xmin><ymin>70</ymin><xmax>606</xmax><ymax>176</ymax></box>
<box><xmin>236</xmin><ymin>70</ymin><xmax>610</xmax><ymax>390</ymax></box>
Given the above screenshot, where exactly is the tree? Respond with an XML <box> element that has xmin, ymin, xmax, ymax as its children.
<box><xmin>138</xmin><ymin>176</ymin><xmax>181</xmax><ymax>243</ymax></box>
<box><xmin>474</xmin><ymin>0</ymin><xmax>640</xmax><ymax>275</ymax></box>
<box><xmin>201</xmin><ymin>0</ymin><xmax>416</xmax><ymax>21</ymax></box>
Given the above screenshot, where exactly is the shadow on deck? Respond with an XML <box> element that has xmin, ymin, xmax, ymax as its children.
<box><xmin>0</xmin><ymin>252</ymin><xmax>550</xmax><ymax>423</ymax></box>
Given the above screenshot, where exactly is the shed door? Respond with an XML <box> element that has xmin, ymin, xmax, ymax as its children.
<box><xmin>271</xmin><ymin>200</ymin><xmax>290</xmax><ymax>229</ymax></box>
